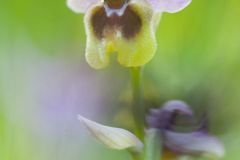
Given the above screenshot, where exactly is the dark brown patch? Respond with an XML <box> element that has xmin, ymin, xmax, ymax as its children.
<box><xmin>91</xmin><ymin>5</ymin><xmax>142</xmax><ymax>40</ymax></box>
<box><xmin>91</xmin><ymin>7</ymin><xmax>107</xmax><ymax>39</ymax></box>
<box><xmin>121</xmin><ymin>6</ymin><xmax>142</xmax><ymax>39</ymax></box>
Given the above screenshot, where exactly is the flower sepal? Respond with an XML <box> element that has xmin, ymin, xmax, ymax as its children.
<box><xmin>78</xmin><ymin>115</ymin><xmax>143</xmax><ymax>152</ymax></box>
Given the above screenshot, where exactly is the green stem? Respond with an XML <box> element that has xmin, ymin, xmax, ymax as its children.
<box><xmin>130</xmin><ymin>67</ymin><xmax>145</xmax><ymax>141</ymax></box>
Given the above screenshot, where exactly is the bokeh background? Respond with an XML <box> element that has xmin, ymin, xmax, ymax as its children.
<box><xmin>0</xmin><ymin>0</ymin><xmax>240</xmax><ymax>159</ymax></box>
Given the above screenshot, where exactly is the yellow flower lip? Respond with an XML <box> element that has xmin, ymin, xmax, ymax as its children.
<box><xmin>83</xmin><ymin>1</ymin><xmax>159</xmax><ymax>69</ymax></box>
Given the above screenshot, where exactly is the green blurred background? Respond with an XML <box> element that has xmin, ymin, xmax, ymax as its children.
<box><xmin>0</xmin><ymin>0</ymin><xmax>240</xmax><ymax>159</ymax></box>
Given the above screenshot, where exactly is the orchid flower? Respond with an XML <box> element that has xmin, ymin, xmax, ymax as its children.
<box><xmin>67</xmin><ymin>0</ymin><xmax>191</xmax><ymax>69</ymax></box>
<box><xmin>147</xmin><ymin>100</ymin><xmax>225</xmax><ymax>158</ymax></box>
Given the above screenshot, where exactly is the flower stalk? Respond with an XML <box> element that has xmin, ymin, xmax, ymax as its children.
<box><xmin>130</xmin><ymin>67</ymin><xmax>145</xmax><ymax>141</ymax></box>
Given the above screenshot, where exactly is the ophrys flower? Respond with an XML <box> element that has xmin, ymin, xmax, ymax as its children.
<box><xmin>67</xmin><ymin>0</ymin><xmax>191</xmax><ymax>68</ymax></box>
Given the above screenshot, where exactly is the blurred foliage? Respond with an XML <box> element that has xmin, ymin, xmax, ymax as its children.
<box><xmin>0</xmin><ymin>0</ymin><xmax>240</xmax><ymax>159</ymax></box>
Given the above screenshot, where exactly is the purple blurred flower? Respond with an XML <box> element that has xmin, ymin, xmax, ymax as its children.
<box><xmin>147</xmin><ymin>100</ymin><xmax>225</xmax><ymax>158</ymax></box>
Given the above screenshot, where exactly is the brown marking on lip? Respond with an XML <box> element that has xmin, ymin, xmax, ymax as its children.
<box><xmin>91</xmin><ymin>7</ymin><xmax>107</xmax><ymax>39</ymax></box>
<box><xmin>91</xmin><ymin>5</ymin><xmax>142</xmax><ymax>40</ymax></box>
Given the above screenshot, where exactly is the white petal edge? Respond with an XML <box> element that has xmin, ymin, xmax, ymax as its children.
<box><xmin>147</xmin><ymin>0</ymin><xmax>192</xmax><ymax>13</ymax></box>
<box><xmin>164</xmin><ymin>130</ymin><xmax>225</xmax><ymax>158</ymax></box>
<box><xmin>78</xmin><ymin>115</ymin><xmax>143</xmax><ymax>151</ymax></box>
<box><xmin>67</xmin><ymin>0</ymin><xmax>99</xmax><ymax>13</ymax></box>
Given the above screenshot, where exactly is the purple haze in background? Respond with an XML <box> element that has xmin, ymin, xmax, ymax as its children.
<box><xmin>0</xmin><ymin>45</ymin><xmax>110</xmax><ymax>159</ymax></box>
